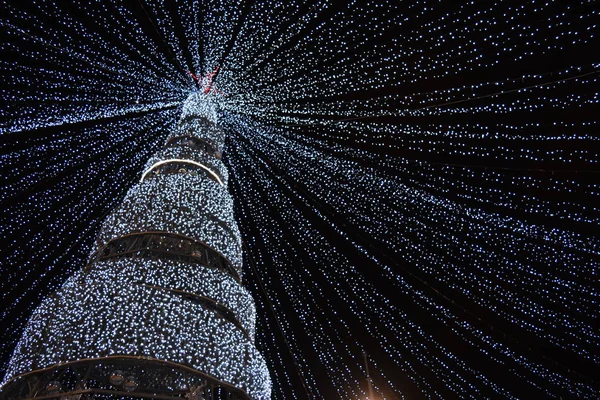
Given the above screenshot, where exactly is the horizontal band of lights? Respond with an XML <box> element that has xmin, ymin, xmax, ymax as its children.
<box><xmin>84</xmin><ymin>257</ymin><xmax>257</xmax><ymax>339</ymax></box>
<box><xmin>137</xmin><ymin>283</ymin><xmax>251</xmax><ymax>339</ymax></box>
<box><xmin>97</xmin><ymin>172</ymin><xmax>244</xmax><ymax>274</ymax></box>
<box><xmin>142</xmin><ymin>145</ymin><xmax>229</xmax><ymax>186</ymax></box>
<box><xmin>141</xmin><ymin>159</ymin><xmax>224</xmax><ymax>185</ymax></box>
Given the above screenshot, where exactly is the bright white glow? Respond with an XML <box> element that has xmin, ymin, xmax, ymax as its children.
<box><xmin>141</xmin><ymin>159</ymin><xmax>224</xmax><ymax>185</ymax></box>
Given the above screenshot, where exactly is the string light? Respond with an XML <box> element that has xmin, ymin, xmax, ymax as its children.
<box><xmin>1</xmin><ymin>1</ymin><xmax>599</xmax><ymax>399</ymax></box>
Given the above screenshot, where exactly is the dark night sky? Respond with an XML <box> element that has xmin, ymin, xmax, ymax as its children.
<box><xmin>1</xmin><ymin>1</ymin><xmax>600</xmax><ymax>399</ymax></box>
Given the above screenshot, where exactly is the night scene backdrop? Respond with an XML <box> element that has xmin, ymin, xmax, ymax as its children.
<box><xmin>1</xmin><ymin>1</ymin><xmax>599</xmax><ymax>399</ymax></box>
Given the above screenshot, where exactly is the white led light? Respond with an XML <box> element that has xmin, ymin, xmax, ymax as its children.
<box><xmin>1</xmin><ymin>2</ymin><xmax>598</xmax><ymax>399</ymax></box>
<box><xmin>141</xmin><ymin>159</ymin><xmax>224</xmax><ymax>186</ymax></box>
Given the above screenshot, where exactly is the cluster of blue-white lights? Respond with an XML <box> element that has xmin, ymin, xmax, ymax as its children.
<box><xmin>4</xmin><ymin>260</ymin><xmax>270</xmax><ymax>399</ymax></box>
<box><xmin>98</xmin><ymin>173</ymin><xmax>243</xmax><ymax>274</ymax></box>
<box><xmin>1</xmin><ymin>1</ymin><xmax>599</xmax><ymax>399</ymax></box>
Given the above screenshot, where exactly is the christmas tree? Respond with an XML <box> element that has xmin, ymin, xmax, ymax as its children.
<box><xmin>2</xmin><ymin>93</ymin><xmax>271</xmax><ymax>400</ymax></box>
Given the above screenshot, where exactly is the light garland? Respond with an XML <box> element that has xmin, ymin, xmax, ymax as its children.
<box><xmin>140</xmin><ymin>159</ymin><xmax>225</xmax><ymax>185</ymax></box>
<box><xmin>1</xmin><ymin>1</ymin><xmax>599</xmax><ymax>399</ymax></box>
<box><xmin>142</xmin><ymin>146</ymin><xmax>230</xmax><ymax>185</ymax></box>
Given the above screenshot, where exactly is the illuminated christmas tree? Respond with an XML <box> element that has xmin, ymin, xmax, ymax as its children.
<box><xmin>1</xmin><ymin>93</ymin><xmax>271</xmax><ymax>400</ymax></box>
<box><xmin>2</xmin><ymin>2</ymin><xmax>600</xmax><ymax>399</ymax></box>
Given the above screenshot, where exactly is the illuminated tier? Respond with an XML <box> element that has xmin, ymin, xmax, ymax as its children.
<box><xmin>1</xmin><ymin>94</ymin><xmax>271</xmax><ymax>400</ymax></box>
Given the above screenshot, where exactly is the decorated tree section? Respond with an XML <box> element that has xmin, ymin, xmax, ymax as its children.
<box><xmin>1</xmin><ymin>94</ymin><xmax>271</xmax><ymax>400</ymax></box>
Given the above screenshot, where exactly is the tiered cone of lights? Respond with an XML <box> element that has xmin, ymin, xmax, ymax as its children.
<box><xmin>1</xmin><ymin>93</ymin><xmax>271</xmax><ymax>400</ymax></box>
